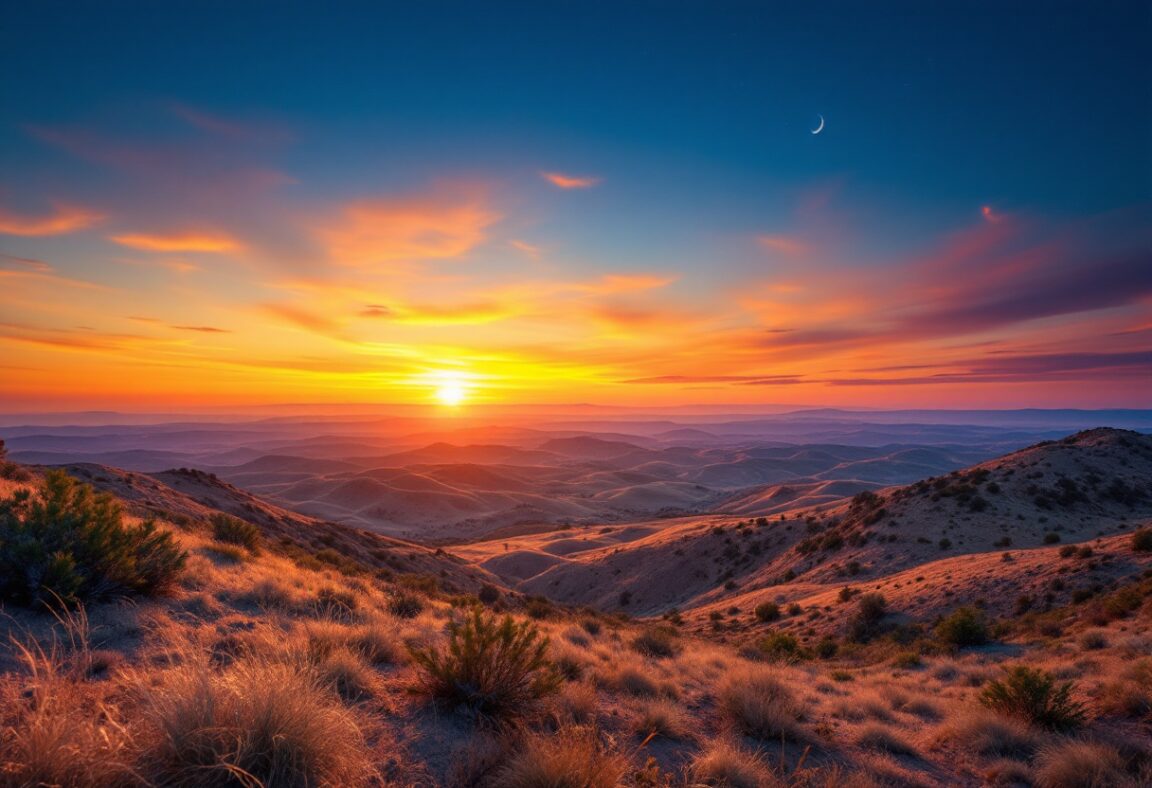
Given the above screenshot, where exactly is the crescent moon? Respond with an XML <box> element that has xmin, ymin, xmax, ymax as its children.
<box><xmin>811</xmin><ymin>114</ymin><xmax>825</xmax><ymax>135</ymax></box>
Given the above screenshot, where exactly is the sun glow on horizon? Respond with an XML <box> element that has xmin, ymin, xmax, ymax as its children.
<box><xmin>431</xmin><ymin>372</ymin><xmax>470</xmax><ymax>407</ymax></box>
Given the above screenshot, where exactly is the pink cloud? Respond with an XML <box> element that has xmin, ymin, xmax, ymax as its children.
<box><xmin>541</xmin><ymin>172</ymin><xmax>601</xmax><ymax>189</ymax></box>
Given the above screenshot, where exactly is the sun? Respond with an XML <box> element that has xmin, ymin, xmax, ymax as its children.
<box><xmin>435</xmin><ymin>379</ymin><xmax>467</xmax><ymax>407</ymax></box>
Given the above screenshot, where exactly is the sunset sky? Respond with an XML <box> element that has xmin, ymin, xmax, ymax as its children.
<box><xmin>1</xmin><ymin>2</ymin><xmax>1149</xmax><ymax>411</ymax></box>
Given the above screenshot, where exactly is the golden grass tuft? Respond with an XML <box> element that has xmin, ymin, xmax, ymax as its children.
<box><xmin>490</xmin><ymin>727</ymin><xmax>628</xmax><ymax>788</ymax></box>
<box><xmin>1033</xmin><ymin>740</ymin><xmax>1126</xmax><ymax>788</ymax></box>
<box><xmin>717</xmin><ymin>664</ymin><xmax>806</xmax><ymax>741</ymax></box>
<box><xmin>690</xmin><ymin>738</ymin><xmax>781</xmax><ymax>788</ymax></box>
<box><xmin>136</xmin><ymin>653</ymin><xmax>375</xmax><ymax>787</ymax></box>
<box><xmin>937</xmin><ymin>708</ymin><xmax>1043</xmax><ymax>759</ymax></box>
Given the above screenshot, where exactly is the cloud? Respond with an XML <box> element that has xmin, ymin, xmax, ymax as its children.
<box><xmin>981</xmin><ymin>204</ymin><xmax>1003</xmax><ymax>224</ymax></box>
<box><xmin>170</xmin><ymin>325</ymin><xmax>231</xmax><ymax>333</ymax></box>
<box><xmin>359</xmin><ymin>304</ymin><xmax>393</xmax><ymax>318</ymax></box>
<box><xmin>510</xmin><ymin>239</ymin><xmax>542</xmax><ymax>259</ymax></box>
<box><xmin>541</xmin><ymin>172</ymin><xmax>601</xmax><ymax>189</ymax></box>
<box><xmin>261</xmin><ymin>302</ymin><xmax>343</xmax><ymax>337</ymax></box>
<box><xmin>316</xmin><ymin>194</ymin><xmax>499</xmax><ymax>266</ymax></box>
<box><xmin>109</xmin><ymin>230</ymin><xmax>244</xmax><ymax>253</ymax></box>
<box><xmin>169</xmin><ymin>102</ymin><xmax>292</xmax><ymax>144</ymax></box>
<box><xmin>757</xmin><ymin>234</ymin><xmax>809</xmax><ymax>256</ymax></box>
<box><xmin>0</xmin><ymin>252</ymin><xmax>52</xmax><ymax>273</ymax></box>
<box><xmin>825</xmin><ymin>350</ymin><xmax>1151</xmax><ymax>386</ymax></box>
<box><xmin>0</xmin><ymin>202</ymin><xmax>105</xmax><ymax>236</ymax></box>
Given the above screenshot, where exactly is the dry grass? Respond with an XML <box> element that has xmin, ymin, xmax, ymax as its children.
<box><xmin>489</xmin><ymin>727</ymin><xmax>628</xmax><ymax>788</ymax></box>
<box><xmin>855</xmin><ymin>723</ymin><xmax>919</xmax><ymax>757</ymax></box>
<box><xmin>135</xmin><ymin>653</ymin><xmax>376</xmax><ymax>787</ymax></box>
<box><xmin>937</xmin><ymin>708</ymin><xmax>1043</xmax><ymax>759</ymax></box>
<box><xmin>0</xmin><ymin>641</ymin><xmax>134</xmax><ymax>787</ymax></box>
<box><xmin>717</xmin><ymin>664</ymin><xmax>806</xmax><ymax>741</ymax></box>
<box><xmin>628</xmin><ymin>697</ymin><xmax>692</xmax><ymax>740</ymax></box>
<box><xmin>690</xmin><ymin>739</ymin><xmax>781</xmax><ymax>788</ymax></box>
<box><xmin>1033</xmin><ymin>740</ymin><xmax>1126</xmax><ymax>788</ymax></box>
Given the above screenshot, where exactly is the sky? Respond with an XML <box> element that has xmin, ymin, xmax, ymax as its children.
<box><xmin>0</xmin><ymin>1</ymin><xmax>1149</xmax><ymax>412</ymax></box>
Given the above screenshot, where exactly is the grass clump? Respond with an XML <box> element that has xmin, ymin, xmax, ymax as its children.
<box><xmin>491</xmin><ymin>727</ymin><xmax>628</xmax><ymax>788</ymax></box>
<box><xmin>139</xmin><ymin>655</ymin><xmax>375</xmax><ymax>787</ymax></box>
<box><xmin>979</xmin><ymin>665</ymin><xmax>1086</xmax><ymax>731</ymax></box>
<box><xmin>0</xmin><ymin>470</ymin><xmax>186</xmax><ymax>605</ymax></box>
<box><xmin>209</xmin><ymin>513</ymin><xmax>260</xmax><ymax>553</ymax></box>
<box><xmin>630</xmin><ymin>625</ymin><xmax>679</xmax><ymax>658</ymax></box>
<box><xmin>717</xmin><ymin>664</ymin><xmax>805</xmax><ymax>741</ymax></box>
<box><xmin>410</xmin><ymin>608</ymin><xmax>560</xmax><ymax>722</ymax></box>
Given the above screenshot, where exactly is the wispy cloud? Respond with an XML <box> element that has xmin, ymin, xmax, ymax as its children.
<box><xmin>0</xmin><ymin>202</ymin><xmax>105</xmax><ymax>236</ymax></box>
<box><xmin>315</xmin><ymin>192</ymin><xmax>499</xmax><ymax>266</ymax></box>
<box><xmin>109</xmin><ymin>230</ymin><xmax>244</xmax><ymax>253</ymax></box>
<box><xmin>541</xmin><ymin>172</ymin><xmax>600</xmax><ymax>189</ymax></box>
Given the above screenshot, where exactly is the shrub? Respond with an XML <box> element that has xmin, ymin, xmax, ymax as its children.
<box><xmin>209</xmin><ymin>513</ymin><xmax>260</xmax><ymax>553</ymax></box>
<box><xmin>754</xmin><ymin>601</ymin><xmax>781</xmax><ymax>622</ymax></box>
<box><xmin>0</xmin><ymin>470</ymin><xmax>186</xmax><ymax>605</ymax></box>
<box><xmin>939</xmin><ymin>538</ymin><xmax>952</xmax><ymax>550</ymax></box>
<box><xmin>1043</xmin><ymin>532</ymin><xmax>1061</xmax><ymax>544</ymax></box>
<box><xmin>936</xmin><ymin>606</ymin><xmax>989</xmax><ymax>648</ymax></box>
<box><xmin>717</xmin><ymin>665</ymin><xmax>805</xmax><ymax>741</ymax></box>
<box><xmin>847</xmin><ymin>592</ymin><xmax>888</xmax><ymax>642</ymax></box>
<box><xmin>758</xmin><ymin>632</ymin><xmax>802</xmax><ymax>661</ymax></box>
<box><xmin>409</xmin><ymin>609</ymin><xmax>560</xmax><ymax>722</ymax></box>
<box><xmin>1132</xmin><ymin>527</ymin><xmax>1152</xmax><ymax>552</ymax></box>
<box><xmin>1058</xmin><ymin>544</ymin><xmax>1077</xmax><ymax>558</ymax></box>
<box><xmin>491</xmin><ymin>728</ymin><xmax>628</xmax><ymax>788</ymax></box>
<box><xmin>979</xmin><ymin>665</ymin><xmax>1086</xmax><ymax>731</ymax></box>
<box><xmin>478</xmin><ymin>583</ymin><xmax>501</xmax><ymax>605</ymax></box>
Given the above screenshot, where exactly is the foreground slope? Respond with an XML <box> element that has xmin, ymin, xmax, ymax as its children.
<box><xmin>1</xmin><ymin>438</ymin><xmax>1151</xmax><ymax>786</ymax></box>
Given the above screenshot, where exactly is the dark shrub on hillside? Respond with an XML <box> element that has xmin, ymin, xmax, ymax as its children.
<box><xmin>847</xmin><ymin>592</ymin><xmax>888</xmax><ymax>642</ymax></box>
<box><xmin>409</xmin><ymin>608</ymin><xmax>559</xmax><ymax>722</ymax></box>
<box><xmin>1132</xmin><ymin>528</ymin><xmax>1152</xmax><ymax>552</ymax></box>
<box><xmin>759</xmin><ymin>631</ymin><xmax>802</xmax><ymax>661</ymax></box>
<box><xmin>0</xmin><ymin>470</ymin><xmax>186</xmax><ymax>605</ymax></box>
<box><xmin>754</xmin><ymin>601</ymin><xmax>781</xmax><ymax>622</ymax></box>
<box><xmin>478</xmin><ymin>583</ymin><xmax>501</xmax><ymax>605</ymax></box>
<box><xmin>1043</xmin><ymin>532</ymin><xmax>1061</xmax><ymax>544</ymax></box>
<box><xmin>936</xmin><ymin>606</ymin><xmax>989</xmax><ymax>648</ymax></box>
<box><xmin>210</xmin><ymin>513</ymin><xmax>261</xmax><ymax>553</ymax></box>
<box><xmin>980</xmin><ymin>665</ymin><xmax>1086</xmax><ymax>731</ymax></box>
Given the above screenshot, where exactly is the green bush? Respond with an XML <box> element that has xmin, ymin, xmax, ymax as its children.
<box><xmin>409</xmin><ymin>609</ymin><xmax>560</xmax><ymax>722</ymax></box>
<box><xmin>759</xmin><ymin>631</ymin><xmax>802</xmax><ymax>661</ymax></box>
<box><xmin>936</xmin><ymin>606</ymin><xmax>989</xmax><ymax>648</ymax></box>
<box><xmin>0</xmin><ymin>470</ymin><xmax>186</xmax><ymax>605</ymax></box>
<box><xmin>209</xmin><ymin>513</ymin><xmax>261</xmax><ymax>553</ymax></box>
<box><xmin>980</xmin><ymin>665</ymin><xmax>1086</xmax><ymax>731</ymax></box>
<box><xmin>1132</xmin><ymin>528</ymin><xmax>1152</xmax><ymax>552</ymax></box>
<box><xmin>847</xmin><ymin>592</ymin><xmax>888</xmax><ymax>642</ymax></box>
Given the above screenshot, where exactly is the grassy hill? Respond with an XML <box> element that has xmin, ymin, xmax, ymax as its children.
<box><xmin>0</xmin><ymin>431</ymin><xmax>1150</xmax><ymax>786</ymax></box>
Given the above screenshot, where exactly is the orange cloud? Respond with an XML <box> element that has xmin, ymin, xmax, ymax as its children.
<box><xmin>109</xmin><ymin>230</ymin><xmax>244</xmax><ymax>253</ymax></box>
<box><xmin>981</xmin><ymin>204</ymin><xmax>1003</xmax><ymax>224</ymax></box>
<box><xmin>262</xmin><ymin>302</ymin><xmax>343</xmax><ymax>335</ymax></box>
<box><xmin>316</xmin><ymin>195</ymin><xmax>499</xmax><ymax>266</ymax></box>
<box><xmin>0</xmin><ymin>202</ymin><xmax>105</xmax><ymax>236</ymax></box>
<box><xmin>541</xmin><ymin>172</ymin><xmax>600</xmax><ymax>189</ymax></box>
